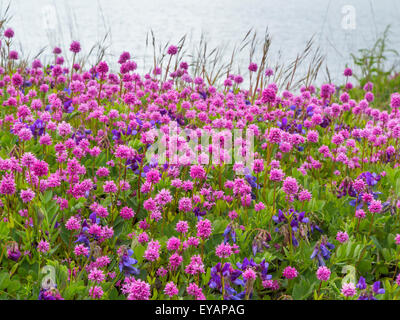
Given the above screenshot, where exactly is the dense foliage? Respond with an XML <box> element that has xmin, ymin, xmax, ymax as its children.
<box><xmin>0</xmin><ymin>26</ymin><xmax>400</xmax><ymax>300</ymax></box>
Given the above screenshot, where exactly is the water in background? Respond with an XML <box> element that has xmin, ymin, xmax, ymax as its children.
<box><xmin>7</xmin><ymin>0</ymin><xmax>400</xmax><ymax>84</ymax></box>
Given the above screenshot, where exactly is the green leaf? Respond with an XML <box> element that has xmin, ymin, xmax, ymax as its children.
<box><xmin>0</xmin><ymin>273</ymin><xmax>10</xmax><ymax>290</ymax></box>
<box><xmin>134</xmin><ymin>245</ymin><xmax>146</xmax><ymax>264</ymax></box>
<box><xmin>7</xmin><ymin>280</ymin><xmax>21</xmax><ymax>293</ymax></box>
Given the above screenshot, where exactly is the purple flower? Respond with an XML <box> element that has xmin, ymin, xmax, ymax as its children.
<box><xmin>119</xmin><ymin>248</ymin><xmax>139</xmax><ymax>276</ymax></box>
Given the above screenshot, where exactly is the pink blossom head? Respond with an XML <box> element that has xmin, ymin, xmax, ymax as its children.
<box><xmin>120</xmin><ymin>207</ymin><xmax>135</xmax><ymax>220</ymax></box>
<box><xmin>336</xmin><ymin>231</ymin><xmax>349</xmax><ymax>243</ymax></box>
<box><xmin>269</xmin><ymin>168</ymin><xmax>284</xmax><ymax>182</ymax></box>
<box><xmin>89</xmin><ymin>286</ymin><xmax>104</xmax><ymax>299</ymax></box>
<box><xmin>37</xmin><ymin>240</ymin><xmax>50</xmax><ymax>253</ymax></box>
<box><xmin>282</xmin><ymin>177</ymin><xmax>299</xmax><ymax>195</ymax></box>
<box><xmin>164</xmin><ymin>281</ymin><xmax>179</xmax><ymax>297</ymax></box>
<box><xmin>316</xmin><ymin>266</ymin><xmax>331</xmax><ymax>281</ymax></box>
<box><xmin>20</xmin><ymin>189</ymin><xmax>35</xmax><ymax>203</ymax></box>
<box><xmin>196</xmin><ymin>219</ymin><xmax>212</xmax><ymax>239</ymax></box>
<box><xmin>352</xmin><ymin>179</ymin><xmax>365</xmax><ymax>193</ymax></box>
<box><xmin>215</xmin><ymin>242</ymin><xmax>233</xmax><ymax>259</ymax></box>
<box><xmin>391</xmin><ymin>93</ymin><xmax>400</xmax><ymax>110</ymax></box>
<box><xmin>265</xmin><ymin>68</ymin><xmax>274</xmax><ymax>77</ymax></box>
<box><xmin>368</xmin><ymin>200</ymin><xmax>382</xmax><ymax>213</ymax></box>
<box><xmin>70</xmin><ymin>41</ymin><xmax>81</xmax><ymax>53</ymax></box>
<box><xmin>9</xmin><ymin>50</ymin><xmax>18</xmax><ymax>60</ymax></box>
<box><xmin>306</xmin><ymin>130</ymin><xmax>319</xmax><ymax>143</ymax></box>
<box><xmin>243</xmin><ymin>268</ymin><xmax>257</xmax><ymax>281</ymax></box>
<box><xmin>298</xmin><ymin>189</ymin><xmax>312</xmax><ymax>202</ymax></box>
<box><xmin>167</xmin><ymin>45</ymin><xmax>178</xmax><ymax>55</ymax></box>
<box><xmin>343</xmin><ymin>68</ymin><xmax>353</xmax><ymax>77</ymax></box>
<box><xmin>176</xmin><ymin>220</ymin><xmax>189</xmax><ymax>234</ymax></box>
<box><xmin>355</xmin><ymin>209</ymin><xmax>366</xmax><ymax>219</ymax></box>
<box><xmin>282</xmin><ymin>266</ymin><xmax>298</xmax><ymax>279</ymax></box>
<box><xmin>341</xmin><ymin>282</ymin><xmax>356</xmax><ymax>297</ymax></box>
<box><xmin>178</xmin><ymin>197</ymin><xmax>192</xmax><ymax>213</ymax></box>
<box><xmin>248</xmin><ymin>63</ymin><xmax>258</xmax><ymax>72</ymax></box>
<box><xmin>4</xmin><ymin>28</ymin><xmax>14</xmax><ymax>38</ymax></box>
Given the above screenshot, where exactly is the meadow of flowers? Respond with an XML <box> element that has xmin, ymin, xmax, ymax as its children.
<box><xmin>0</xmin><ymin>25</ymin><xmax>400</xmax><ymax>301</ymax></box>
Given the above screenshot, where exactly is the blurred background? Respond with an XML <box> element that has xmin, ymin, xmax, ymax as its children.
<box><xmin>6</xmin><ymin>0</ymin><xmax>400</xmax><ymax>84</ymax></box>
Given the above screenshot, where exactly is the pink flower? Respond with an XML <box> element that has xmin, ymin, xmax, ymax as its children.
<box><xmin>336</xmin><ymin>231</ymin><xmax>349</xmax><ymax>243</ymax></box>
<box><xmin>20</xmin><ymin>189</ymin><xmax>35</xmax><ymax>203</ymax></box>
<box><xmin>168</xmin><ymin>253</ymin><xmax>183</xmax><ymax>270</ymax></box>
<box><xmin>4</xmin><ymin>28</ymin><xmax>14</xmax><ymax>38</ymax></box>
<box><xmin>243</xmin><ymin>268</ymin><xmax>257</xmax><ymax>281</ymax></box>
<box><xmin>391</xmin><ymin>93</ymin><xmax>400</xmax><ymax>110</ymax></box>
<box><xmin>187</xmin><ymin>237</ymin><xmax>200</xmax><ymax>247</ymax></box>
<box><xmin>282</xmin><ymin>266</ymin><xmax>298</xmax><ymax>279</ymax></box>
<box><xmin>176</xmin><ymin>220</ymin><xmax>189</xmax><ymax>234</ymax></box>
<box><xmin>253</xmin><ymin>159</ymin><xmax>264</xmax><ymax>174</ymax></box>
<box><xmin>0</xmin><ymin>174</ymin><xmax>16</xmax><ymax>196</ymax></box>
<box><xmin>155</xmin><ymin>189</ymin><xmax>173</xmax><ymax>205</ymax></box>
<box><xmin>122</xmin><ymin>277</ymin><xmax>151</xmax><ymax>300</ymax></box>
<box><xmin>146</xmin><ymin>168</ymin><xmax>160</xmax><ymax>184</ymax></box>
<box><xmin>306</xmin><ymin>130</ymin><xmax>319</xmax><ymax>143</ymax></box>
<box><xmin>137</xmin><ymin>232</ymin><xmax>149</xmax><ymax>244</ymax></box>
<box><xmin>190</xmin><ymin>165</ymin><xmax>206</xmax><ymax>180</ymax></box>
<box><xmin>57</xmin><ymin>121</ymin><xmax>72</xmax><ymax>136</ymax></box>
<box><xmin>166</xmin><ymin>237</ymin><xmax>181</xmax><ymax>251</ymax></box>
<box><xmin>74</xmin><ymin>244</ymin><xmax>89</xmax><ymax>256</ymax></box>
<box><xmin>144</xmin><ymin>240</ymin><xmax>161</xmax><ymax>262</ymax></box>
<box><xmin>184</xmin><ymin>255</ymin><xmax>205</xmax><ymax>275</ymax></box>
<box><xmin>88</xmin><ymin>268</ymin><xmax>105</xmax><ymax>283</ymax></box>
<box><xmin>18</xmin><ymin>128</ymin><xmax>32</xmax><ymax>141</ymax></box>
<box><xmin>157</xmin><ymin>267</ymin><xmax>168</xmax><ymax>277</ymax></box>
<box><xmin>298</xmin><ymin>189</ymin><xmax>312</xmax><ymax>202</ymax></box>
<box><xmin>362</xmin><ymin>193</ymin><xmax>373</xmax><ymax>203</ymax></box>
<box><xmin>355</xmin><ymin>209</ymin><xmax>366</xmax><ymax>219</ymax></box>
<box><xmin>215</xmin><ymin>242</ymin><xmax>233</xmax><ymax>259</ymax></box>
<box><xmin>269</xmin><ymin>169</ymin><xmax>284</xmax><ymax>182</ymax></box>
<box><xmin>167</xmin><ymin>45</ymin><xmax>178</xmax><ymax>55</ymax></box>
<box><xmin>186</xmin><ymin>282</ymin><xmax>205</xmax><ymax>300</ymax></box>
<box><xmin>196</xmin><ymin>219</ymin><xmax>212</xmax><ymax>239</ymax></box>
<box><xmin>39</xmin><ymin>134</ymin><xmax>52</xmax><ymax>146</ymax></box>
<box><xmin>120</xmin><ymin>207</ymin><xmax>135</xmax><ymax>220</ymax></box>
<box><xmin>282</xmin><ymin>177</ymin><xmax>299</xmax><ymax>195</ymax></box>
<box><xmin>89</xmin><ymin>286</ymin><xmax>104</xmax><ymax>299</ymax></box>
<box><xmin>115</xmin><ymin>145</ymin><xmax>135</xmax><ymax>159</ymax></box>
<box><xmin>248</xmin><ymin>63</ymin><xmax>258</xmax><ymax>72</ymax></box>
<box><xmin>9</xmin><ymin>50</ymin><xmax>18</xmax><ymax>60</ymax></box>
<box><xmin>96</xmin><ymin>61</ymin><xmax>109</xmax><ymax>74</ymax></box>
<box><xmin>341</xmin><ymin>282</ymin><xmax>356</xmax><ymax>297</ymax></box>
<box><xmin>32</xmin><ymin>160</ymin><xmax>49</xmax><ymax>177</ymax></box>
<box><xmin>316</xmin><ymin>266</ymin><xmax>331</xmax><ymax>281</ymax></box>
<box><xmin>368</xmin><ymin>200</ymin><xmax>382</xmax><ymax>213</ymax></box>
<box><xmin>395</xmin><ymin>234</ymin><xmax>400</xmax><ymax>245</ymax></box>
<box><xmin>70</xmin><ymin>41</ymin><xmax>81</xmax><ymax>53</ymax></box>
<box><xmin>66</xmin><ymin>216</ymin><xmax>81</xmax><ymax>230</ymax></box>
<box><xmin>254</xmin><ymin>202</ymin><xmax>265</xmax><ymax>211</ymax></box>
<box><xmin>262</xmin><ymin>279</ymin><xmax>280</xmax><ymax>290</ymax></box>
<box><xmin>37</xmin><ymin>240</ymin><xmax>50</xmax><ymax>253</ymax></box>
<box><xmin>164</xmin><ymin>282</ymin><xmax>179</xmax><ymax>298</ymax></box>
<box><xmin>353</xmin><ymin>179</ymin><xmax>366</xmax><ymax>193</ymax></box>
<box><xmin>178</xmin><ymin>197</ymin><xmax>192</xmax><ymax>213</ymax></box>
<box><xmin>265</xmin><ymin>68</ymin><xmax>274</xmax><ymax>77</ymax></box>
<box><xmin>331</xmin><ymin>133</ymin><xmax>344</xmax><ymax>145</ymax></box>
<box><xmin>103</xmin><ymin>181</ymin><xmax>117</xmax><ymax>193</ymax></box>
<box><xmin>268</xmin><ymin>128</ymin><xmax>282</xmax><ymax>144</ymax></box>
<box><xmin>228</xmin><ymin>211</ymin><xmax>238</xmax><ymax>220</ymax></box>
<box><xmin>143</xmin><ymin>198</ymin><xmax>157</xmax><ymax>211</ymax></box>
<box><xmin>343</xmin><ymin>68</ymin><xmax>353</xmax><ymax>77</ymax></box>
